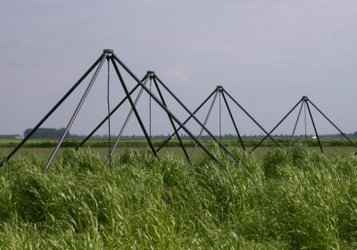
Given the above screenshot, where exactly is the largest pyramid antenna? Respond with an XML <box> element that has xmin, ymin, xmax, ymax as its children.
<box><xmin>251</xmin><ymin>96</ymin><xmax>357</xmax><ymax>153</ymax></box>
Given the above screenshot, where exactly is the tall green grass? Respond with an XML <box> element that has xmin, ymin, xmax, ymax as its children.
<box><xmin>0</xmin><ymin>146</ymin><xmax>356</xmax><ymax>249</ymax></box>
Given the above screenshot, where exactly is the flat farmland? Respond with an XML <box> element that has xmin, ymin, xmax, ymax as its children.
<box><xmin>1</xmin><ymin>137</ymin><xmax>356</xmax><ymax>159</ymax></box>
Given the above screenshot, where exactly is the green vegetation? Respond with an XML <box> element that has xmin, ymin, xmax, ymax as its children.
<box><xmin>0</xmin><ymin>145</ymin><xmax>356</xmax><ymax>249</ymax></box>
<box><xmin>1</xmin><ymin>137</ymin><xmax>357</xmax><ymax>149</ymax></box>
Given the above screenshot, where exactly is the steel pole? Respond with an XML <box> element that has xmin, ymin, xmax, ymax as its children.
<box><xmin>221</xmin><ymin>91</ymin><xmax>245</xmax><ymax>150</ymax></box>
<box><xmin>306</xmin><ymin>101</ymin><xmax>323</xmax><ymax>153</ymax></box>
<box><xmin>0</xmin><ymin>53</ymin><xmax>105</xmax><ymax>167</ymax></box>
<box><xmin>190</xmin><ymin>91</ymin><xmax>218</xmax><ymax>160</ymax></box>
<box><xmin>308</xmin><ymin>99</ymin><xmax>357</xmax><ymax>147</ymax></box>
<box><xmin>43</xmin><ymin>53</ymin><xmax>107</xmax><ymax>172</ymax></box>
<box><xmin>75</xmin><ymin>76</ymin><xmax>147</xmax><ymax>150</ymax></box>
<box><xmin>104</xmin><ymin>77</ymin><xmax>149</xmax><ymax>166</ymax></box>
<box><xmin>112</xmin><ymin>55</ymin><xmax>223</xmax><ymax>164</ymax></box>
<box><xmin>153</xmin><ymin>75</ymin><xmax>238</xmax><ymax>162</ymax></box>
<box><xmin>152</xmin><ymin>76</ymin><xmax>191</xmax><ymax>163</ymax></box>
<box><xmin>111</xmin><ymin>58</ymin><xmax>158</xmax><ymax>157</ymax></box>
<box><xmin>155</xmin><ymin>88</ymin><xmax>217</xmax><ymax>153</ymax></box>
<box><xmin>250</xmin><ymin>97</ymin><xmax>303</xmax><ymax>152</ymax></box>
<box><xmin>289</xmin><ymin>102</ymin><xmax>304</xmax><ymax>148</ymax></box>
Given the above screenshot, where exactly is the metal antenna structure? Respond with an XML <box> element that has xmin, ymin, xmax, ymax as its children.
<box><xmin>0</xmin><ymin>49</ymin><xmax>231</xmax><ymax>170</ymax></box>
<box><xmin>155</xmin><ymin>85</ymin><xmax>283</xmax><ymax>160</ymax></box>
<box><xmin>188</xmin><ymin>85</ymin><xmax>244</xmax><ymax>160</ymax></box>
<box><xmin>76</xmin><ymin>72</ymin><xmax>241</xmax><ymax>165</ymax></box>
<box><xmin>251</xmin><ymin>96</ymin><xmax>357</xmax><ymax>153</ymax></box>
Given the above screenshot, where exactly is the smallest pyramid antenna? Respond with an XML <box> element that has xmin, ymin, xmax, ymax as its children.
<box><xmin>251</xmin><ymin>96</ymin><xmax>357</xmax><ymax>153</ymax></box>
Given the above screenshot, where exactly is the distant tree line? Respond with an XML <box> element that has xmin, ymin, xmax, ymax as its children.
<box><xmin>0</xmin><ymin>134</ymin><xmax>21</xmax><ymax>138</ymax></box>
<box><xmin>0</xmin><ymin>128</ymin><xmax>354</xmax><ymax>140</ymax></box>
<box><xmin>23</xmin><ymin>128</ymin><xmax>67</xmax><ymax>138</ymax></box>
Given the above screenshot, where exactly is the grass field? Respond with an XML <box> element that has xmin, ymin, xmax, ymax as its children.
<box><xmin>0</xmin><ymin>139</ymin><xmax>357</xmax><ymax>249</ymax></box>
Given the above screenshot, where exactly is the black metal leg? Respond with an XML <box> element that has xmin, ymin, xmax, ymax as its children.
<box><xmin>75</xmin><ymin>76</ymin><xmax>147</xmax><ymax>150</ymax></box>
<box><xmin>43</xmin><ymin>54</ymin><xmax>107</xmax><ymax>172</ymax></box>
<box><xmin>221</xmin><ymin>92</ymin><xmax>245</xmax><ymax>150</ymax></box>
<box><xmin>0</xmin><ymin>53</ymin><xmax>105</xmax><ymax>167</ymax></box>
<box><xmin>155</xmin><ymin>89</ymin><xmax>217</xmax><ymax>153</ymax></box>
<box><xmin>153</xmin><ymin>75</ymin><xmax>238</xmax><ymax>163</ymax></box>
<box><xmin>224</xmin><ymin>89</ymin><xmax>283</xmax><ymax>151</ymax></box>
<box><xmin>111</xmin><ymin>58</ymin><xmax>158</xmax><ymax>158</ymax></box>
<box><xmin>250</xmin><ymin>97</ymin><xmax>303</xmax><ymax>152</ymax></box>
<box><xmin>308</xmin><ymin>99</ymin><xmax>357</xmax><ymax>148</ymax></box>
<box><xmin>306</xmin><ymin>101</ymin><xmax>323</xmax><ymax>153</ymax></box>
<box><xmin>106</xmin><ymin>59</ymin><xmax>112</xmax><ymax>164</ymax></box>
<box><xmin>112</xmin><ymin>55</ymin><xmax>223</xmax><ymax>165</ymax></box>
<box><xmin>104</xmin><ymin>77</ymin><xmax>149</xmax><ymax>166</ymax></box>
<box><xmin>219</xmin><ymin>89</ymin><xmax>222</xmax><ymax>142</ymax></box>
<box><xmin>152</xmin><ymin>77</ymin><xmax>191</xmax><ymax>163</ymax></box>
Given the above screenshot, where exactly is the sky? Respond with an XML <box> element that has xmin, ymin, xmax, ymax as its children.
<box><xmin>1</xmin><ymin>0</ymin><xmax>357</xmax><ymax>137</ymax></box>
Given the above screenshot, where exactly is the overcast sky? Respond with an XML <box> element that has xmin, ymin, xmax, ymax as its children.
<box><xmin>1</xmin><ymin>0</ymin><xmax>357</xmax><ymax>137</ymax></box>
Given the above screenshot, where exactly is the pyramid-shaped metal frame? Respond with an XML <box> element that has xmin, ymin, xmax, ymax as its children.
<box><xmin>251</xmin><ymin>96</ymin><xmax>357</xmax><ymax>153</ymax></box>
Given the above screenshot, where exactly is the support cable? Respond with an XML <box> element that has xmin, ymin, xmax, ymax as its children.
<box><xmin>149</xmin><ymin>78</ymin><xmax>152</xmax><ymax>139</ymax></box>
<box><xmin>107</xmin><ymin>58</ymin><xmax>111</xmax><ymax>164</ymax></box>
<box><xmin>105</xmin><ymin>78</ymin><xmax>149</xmax><ymax>166</ymax></box>
<box><xmin>75</xmin><ymin>75</ymin><xmax>148</xmax><ymax>150</ymax></box>
<box><xmin>304</xmin><ymin>101</ymin><xmax>307</xmax><ymax>142</ymax></box>
<box><xmin>219</xmin><ymin>89</ymin><xmax>222</xmax><ymax>142</ymax></box>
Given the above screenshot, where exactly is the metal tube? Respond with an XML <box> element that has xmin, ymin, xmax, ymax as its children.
<box><xmin>155</xmin><ymin>88</ymin><xmax>217</xmax><ymax>153</ymax></box>
<box><xmin>289</xmin><ymin>102</ymin><xmax>304</xmax><ymax>148</ymax></box>
<box><xmin>221</xmin><ymin>92</ymin><xmax>245</xmax><ymax>150</ymax></box>
<box><xmin>152</xmin><ymin>75</ymin><xmax>238</xmax><ymax>162</ymax></box>
<box><xmin>190</xmin><ymin>91</ymin><xmax>218</xmax><ymax>160</ymax></box>
<box><xmin>223</xmin><ymin>89</ymin><xmax>283</xmax><ymax>151</ymax></box>
<box><xmin>75</xmin><ymin>76</ymin><xmax>146</xmax><ymax>150</ymax></box>
<box><xmin>250</xmin><ymin>97</ymin><xmax>303</xmax><ymax>152</ymax></box>
<box><xmin>219</xmin><ymin>89</ymin><xmax>222</xmax><ymax>142</ymax></box>
<box><xmin>304</xmin><ymin>102</ymin><xmax>307</xmax><ymax>142</ymax></box>
<box><xmin>112</xmin><ymin>55</ymin><xmax>222</xmax><ymax>165</ymax></box>
<box><xmin>149</xmin><ymin>79</ymin><xmax>152</xmax><ymax>139</ymax></box>
<box><xmin>107</xmin><ymin>59</ymin><xmax>112</xmax><ymax>163</ymax></box>
<box><xmin>306</xmin><ymin>101</ymin><xmax>323</xmax><ymax>153</ymax></box>
<box><xmin>0</xmin><ymin>53</ymin><xmax>105</xmax><ymax>167</ymax></box>
<box><xmin>43</xmin><ymin>54</ymin><xmax>107</xmax><ymax>172</ymax></box>
<box><xmin>152</xmin><ymin>77</ymin><xmax>191</xmax><ymax>163</ymax></box>
<box><xmin>307</xmin><ymin>99</ymin><xmax>357</xmax><ymax>147</ymax></box>
<box><xmin>111</xmin><ymin>58</ymin><xmax>158</xmax><ymax>157</ymax></box>
<box><xmin>105</xmin><ymin>77</ymin><xmax>149</xmax><ymax>166</ymax></box>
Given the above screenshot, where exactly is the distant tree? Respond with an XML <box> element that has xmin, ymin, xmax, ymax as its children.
<box><xmin>23</xmin><ymin>128</ymin><xmax>67</xmax><ymax>138</ymax></box>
